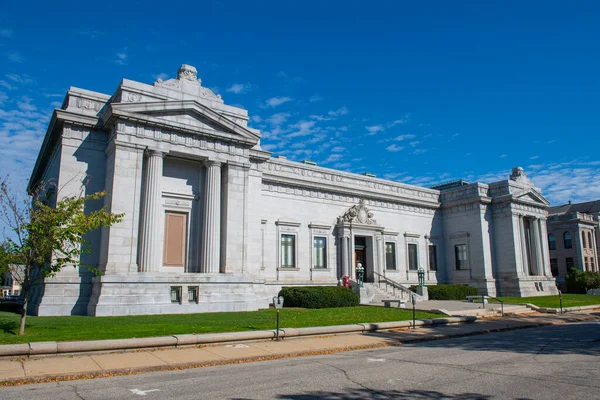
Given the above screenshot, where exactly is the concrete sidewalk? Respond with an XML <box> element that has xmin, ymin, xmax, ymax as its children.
<box><xmin>0</xmin><ymin>311</ymin><xmax>597</xmax><ymax>386</ymax></box>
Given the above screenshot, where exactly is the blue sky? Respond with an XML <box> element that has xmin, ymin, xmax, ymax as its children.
<box><xmin>1</xmin><ymin>1</ymin><xmax>599</xmax><ymax>205</ymax></box>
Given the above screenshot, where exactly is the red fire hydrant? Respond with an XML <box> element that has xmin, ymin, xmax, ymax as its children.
<box><xmin>342</xmin><ymin>275</ymin><xmax>350</xmax><ymax>288</ymax></box>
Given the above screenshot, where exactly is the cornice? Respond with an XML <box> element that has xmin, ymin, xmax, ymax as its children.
<box><xmin>261</xmin><ymin>160</ymin><xmax>440</xmax><ymax>209</ymax></box>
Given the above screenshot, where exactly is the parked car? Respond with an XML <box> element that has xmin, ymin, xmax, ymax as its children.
<box><xmin>0</xmin><ymin>295</ymin><xmax>22</xmax><ymax>304</ymax></box>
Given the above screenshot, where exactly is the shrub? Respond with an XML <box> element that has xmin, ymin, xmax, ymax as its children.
<box><xmin>566</xmin><ymin>268</ymin><xmax>600</xmax><ymax>293</ymax></box>
<box><xmin>278</xmin><ymin>286</ymin><xmax>359</xmax><ymax>308</ymax></box>
<box><xmin>408</xmin><ymin>284</ymin><xmax>479</xmax><ymax>300</ymax></box>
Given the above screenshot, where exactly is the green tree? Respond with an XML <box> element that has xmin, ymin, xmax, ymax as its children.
<box><xmin>0</xmin><ymin>176</ymin><xmax>123</xmax><ymax>335</ymax></box>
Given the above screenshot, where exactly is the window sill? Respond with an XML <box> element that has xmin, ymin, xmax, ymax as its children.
<box><xmin>278</xmin><ymin>267</ymin><xmax>300</xmax><ymax>271</ymax></box>
<box><xmin>311</xmin><ymin>268</ymin><xmax>330</xmax><ymax>271</ymax></box>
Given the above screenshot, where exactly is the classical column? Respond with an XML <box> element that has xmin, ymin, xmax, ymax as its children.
<box><xmin>341</xmin><ymin>236</ymin><xmax>349</xmax><ymax>277</ymax></box>
<box><xmin>201</xmin><ymin>161</ymin><xmax>222</xmax><ymax>273</ymax></box>
<box><xmin>139</xmin><ymin>150</ymin><xmax>164</xmax><ymax>272</ymax></box>
<box><xmin>538</xmin><ymin>218</ymin><xmax>551</xmax><ymax>276</ymax></box>
<box><xmin>532</xmin><ymin>218</ymin><xmax>544</xmax><ymax>276</ymax></box>
<box><xmin>519</xmin><ymin>216</ymin><xmax>529</xmax><ymax>275</ymax></box>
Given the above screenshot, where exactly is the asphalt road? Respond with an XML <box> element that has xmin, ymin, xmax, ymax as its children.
<box><xmin>2</xmin><ymin>320</ymin><xmax>600</xmax><ymax>400</ymax></box>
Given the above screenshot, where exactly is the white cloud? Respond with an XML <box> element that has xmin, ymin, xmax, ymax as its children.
<box><xmin>366</xmin><ymin>115</ymin><xmax>410</xmax><ymax>135</ymax></box>
<box><xmin>0</xmin><ymin>91</ymin><xmax>8</xmax><ymax>105</ymax></box>
<box><xmin>17</xmin><ymin>96</ymin><xmax>36</xmax><ymax>112</ymax></box>
<box><xmin>79</xmin><ymin>29</ymin><xmax>104</xmax><ymax>39</ymax></box>
<box><xmin>5</xmin><ymin>74</ymin><xmax>34</xmax><ymax>85</ymax></box>
<box><xmin>323</xmin><ymin>153</ymin><xmax>343</xmax><ymax>163</ymax></box>
<box><xmin>530</xmin><ymin>155</ymin><xmax>539</xmax><ymax>160</ymax></box>
<box><xmin>114</xmin><ymin>49</ymin><xmax>128</xmax><ymax>65</ymax></box>
<box><xmin>409</xmin><ymin>141</ymin><xmax>420</xmax><ymax>147</ymax></box>
<box><xmin>0</xmin><ymin>28</ymin><xmax>13</xmax><ymax>38</ymax></box>
<box><xmin>386</xmin><ymin>144</ymin><xmax>404</xmax><ymax>152</ymax></box>
<box><xmin>267</xmin><ymin>112</ymin><xmax>291</xmax><ymax>126</ymax></box>
<box><xmin>366</xmin><ymin>125</ymin><xmax>384</xmax><ymax>135</ymax></box>
<box><xmin>309</xmin><ymin>93</ymin><xmax>323</xmax><ymax>102</ymax></box>
<box><xmin>263</xmin><ymin>97</ymin><xmax>292</xmax><ymax>108</ymax></box>
<box><xmin>331</xmin><ymin>146</ymin><xmax>345</xmax><ymax>153</ymax></box>
<box><xmin>328</xmin><ymin>106</ymin><xmax>348</xmax><ymax>117</ymax></box>
<box><xmin>500</xmin><ymin>154</ymin><xmax>507</xmax><ymax>158</ymax></box>
<box><xmin>333</xmin><ymin>162</ymin><xmax>351</xmax><ymax>169</ymax></box>
<box><xmin>287</xmin><ymin>120</ymin><xmax>316</xmax><ymax>138</ymax></box>
<box><xmin>153</xmin><ymin>72</ymin><xmax>169</xmax><ymax>81</ymax></box>
<box><xmin>0</xmin><ymin>80</ymin><xmax>15</xmax><ymax>90</ymax></box>
<box><xmin>7</xmin><ymin>52</ymin><xmax>24</xmax><ymax>63</ymax></box>
<box><xmin>226</xmin><ymin>83</ymin><xmax>252</xmax><ymax>94</ymax></box>
<box><xmin>394</xmin><ymin>134</ymin><xmax>416</xmax><ymax>141</ymax></box>
<box><xmin>412</xmin><ymin>149</ymin><xmax>427</xmax><ymax>155</ymax></box>
<box><xmin>250</xmin><ymin>115</ymin><xmax>262</xmax><ymax>123</ymax></box>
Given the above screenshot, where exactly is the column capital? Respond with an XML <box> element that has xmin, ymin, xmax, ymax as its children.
<box><xmin>205</xmin><ymin>159</ymin><xmax>222</xmax><ymax>168</ymax></box>
<box><xmin>146</xmin><ymin>149</ymin><xmax>165</xmax><ymax>158</ymax></box>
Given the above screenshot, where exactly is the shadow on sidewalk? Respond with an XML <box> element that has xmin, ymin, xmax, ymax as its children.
<box><xmin>267</xmin><ymin>388</ymin><xmax>491</xmax><ymax>400</ymax></box>
<box><xmin>359</xmin><ymin>314</ymin><xmax>600</xmax><ymax>356</ymax></box>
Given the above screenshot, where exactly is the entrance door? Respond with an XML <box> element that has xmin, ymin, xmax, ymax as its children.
<box><xmin>354</xmin><ymin>236</ymin><xmax>370</xmax><ymax>282</ymax></box>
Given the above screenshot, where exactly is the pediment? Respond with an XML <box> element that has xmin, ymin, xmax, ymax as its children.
<box><xmin>105</xmin><ymin>100</ymin><xmax>260</xmax><ymax>145</ymax></box>
<box><xmin>516</xmin><ymin>189</ymin><xmax>550</xmax><ymax>206</ymax></box>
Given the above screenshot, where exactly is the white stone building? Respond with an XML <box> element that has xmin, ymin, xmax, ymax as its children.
<box><xmin>28</xmin><ymin>64</ymin><xmax>558</xmax><ymax>316</ymax></box>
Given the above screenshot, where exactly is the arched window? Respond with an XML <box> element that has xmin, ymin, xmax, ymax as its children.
<box><xmin>548</xmin><ymin>233</ymin><xmax>556</xmax><ymax>250</ymax></box>
<box><xmin>564</xmin><ymin>231</ymin><xmax>572</xmax><ymax>249</ymax></box>
<box><xmin>589</xmin><ymin>232</ymin><xmax>594</xmax><ymax>249</ymax></box>
<box><xmin>582</xmin><ymin>231</ymin><xmax>587</xmax><ymax>248</ymax></box>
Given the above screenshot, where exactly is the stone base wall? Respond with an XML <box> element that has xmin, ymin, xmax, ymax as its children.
<box><xmin>497</xmin><ymin>276</ymin><xmax>559</xmax><ymax>297</ymax></box>
<box><xmin>28</xmin><ymin>276</ymin><xmax>93</xmax><ymax>316</ymax></box>
<box><xmin>86</xmin><ymin>274</ymin><xmax>262</xmax><ymax>316</ymax></box>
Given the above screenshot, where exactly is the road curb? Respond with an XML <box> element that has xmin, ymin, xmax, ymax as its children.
<box><xmin>0</xmin><ymin>316</ymin><xmax>476</xmax><ymax>358</ymax></box>
<box><xmin>1</xmin><ymin>313</ymin><xmax>597</xmax><ymax>387</ymax></box>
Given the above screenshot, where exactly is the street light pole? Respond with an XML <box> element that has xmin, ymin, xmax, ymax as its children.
<box><xmin>273</xmin><ymin>296</ymin><xmax>284</xmax><ymax>340</ymax></box>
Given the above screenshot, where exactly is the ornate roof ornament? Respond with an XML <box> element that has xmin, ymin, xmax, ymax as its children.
<box><xmin>153</xmin><ymin>64</ymin><xmax>223</xmax><ymax>102</ymax></box>
<box><xmin>509</xmin><ymin>166</ymin><xmax>533</xmax><ymax>185</ymax></box>
<box><xmin>338</xmin><ymin>199</ymin><xmax>377</xmax><ymax>225</ymax></box>
<box><xmin>177</xmin><ymin>64</ymin><xmax>200</xmax><ymax>83</ymax></box>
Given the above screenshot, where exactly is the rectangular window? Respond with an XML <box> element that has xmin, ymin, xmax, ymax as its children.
<box><xmin>385</xmin><ymin>242</ymin><xmax>396</xmax><ymax>270</ymax></box>
<box><xmin>281</xmin><ymin>234</ymin><xmax>296</xmax><ymax>268</ymax></box>
<box><xmin>188</xmin><ymin>286</ymin><xmax>199</xmax><ymax>303</ymax></box>
<box><xmin>163</xmin><ymin>212</ymin><xmax>187</xmax><ymax>267</ymax></box>
<box><xmin>585</xmin><ymin>257</ymin><xmax>589</xmax><ymax>271</ymax></box>
<box><xmin>408</xmin><ymin>243</ymin><xmax>418</xmax><ymax>271</ymax></box>
<box><xmin>455</xmin><ymin>244</ymin><xmax>468</xmax><ymax>270</ymax></box>
<box><xmin>566</xmin><ymin>257</ymin><xmax>574</xmax><ymax>271</ymax></box>
<box><xmin>313</xmin><ymin>237</ymin><xmax>327</xmax><ymax>269</ymax></box>
<box><xmin>550</xmin><ymin>258</ymin><xmax>558</xmax><ymax>277</ymax></box>
<box><xmin>428</xmin><ymin>245</ymin><xmax>437</xmax><ymax>271</ymax></box>
<box><xmin>170</xmin><ymin>286</ymin><xmax>182</xmax><ymax>304</ymax></box>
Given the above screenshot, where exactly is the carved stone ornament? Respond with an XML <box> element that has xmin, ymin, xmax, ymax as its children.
<box><xmin>153</xmin><ymin>64</ymin><xmax>223</xmax><ymax>101</ymax></box>
<box><xmin>178</xmin><ymin>64</ymin><xmax>200</xmax><ymax>83</ymax></box>
<box><xmin>509</xmin><ymin>166</ymin><xmax>532</xmax><ymax>185</ymax></box>
<box><xmin>337</xmin><ymin>199</ymin><xmax>377</xmax><ymax>225</ymax></box>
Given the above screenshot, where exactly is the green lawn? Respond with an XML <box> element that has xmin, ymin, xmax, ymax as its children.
<box><xmin>493</xmin><ymin>294</ymin><xmax>600</xmax><ymax>309</ymax></box>
<box><xmin>0</xmin><ymin>307</ymin><xmax>439</xmax><ymax>345</ymax></box>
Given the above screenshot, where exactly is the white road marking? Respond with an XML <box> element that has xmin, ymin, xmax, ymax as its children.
<box><xmin>367</xmin><ymin>358</ymin><xmax>386</xmax><ymax>362</ymax></box>
<box><xmin>225</xmin><ymin>344</ymin><xmax>249</xmax><ymax>348</ymax></box>
<box><xmin>130</xmin><ymin>388</ymin><xmax>161</xmax><ymax>396</ymax></box>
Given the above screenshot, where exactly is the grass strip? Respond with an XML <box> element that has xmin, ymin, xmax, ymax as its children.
<box><xmin>0</xmin><ymin>306</ymin><xmax>438</xmax><ymax>345</ymax></box>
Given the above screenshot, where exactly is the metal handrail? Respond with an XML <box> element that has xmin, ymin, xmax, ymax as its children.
<box><xmin>373</xmin><ymin>271</ymin><xmax>418</xmax><ymax>298</ymax></box>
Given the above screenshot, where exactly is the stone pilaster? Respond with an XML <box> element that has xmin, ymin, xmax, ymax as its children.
<box><xmin>538</xmin><ymin>218</ymin><xmax>551</xmax><ymax>276</ymax></box>
<box><xmin>99</xmin><ymin>140</ymin><xmax>145</xmax><ymax>275</ymax></box>
<box><xmin>138</xmin><ymin>150</ymin><xmax>164</xmax><ymax>272</ymax></box>
<box><xmin>201</xmin><ymin>160</ymin><xmax>222</xmax><ymax>273</ymax></box>
<box><xmin>341</xmin><ymin>236</ymin><xmax>349</xmax><ymax>277</ymax></box>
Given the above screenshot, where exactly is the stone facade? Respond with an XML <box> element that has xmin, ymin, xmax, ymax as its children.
<box><xmin>547</xmin><ymin>201</ymin><xmax>600</xmax><ymax>290</ymax></box>
<box><xmin>27</xmin><ymin>65</ymin><xmax>558</xmax><ymax>316</ymax></box>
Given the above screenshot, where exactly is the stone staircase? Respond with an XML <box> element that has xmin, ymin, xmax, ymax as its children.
<box><xmin>364</xmin><ymin>282</ymin><xmax>412</xmax><ymax>306</ymax></box>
